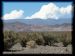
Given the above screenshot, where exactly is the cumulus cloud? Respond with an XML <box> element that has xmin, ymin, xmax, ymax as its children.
<box><xmin>2</xmin><ymin>3</ymin><xmax>72</xmax><ymax>20</ymax></box>
<box><xmin>60</xmin><ymin>5</ymin><xmax>72</xmax><ymax>14</ymax></box>
<box><xmin>2</xmin><ymin>10</ymin><xmax>24</xmax><ymax>20</ymax></box>
<box><xmin>25</xmin><ymin>3</ymin><xmax>72</xmax><ymax>20</ymax></box>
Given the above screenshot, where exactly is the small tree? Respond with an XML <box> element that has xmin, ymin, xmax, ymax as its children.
<box><xmin>4</xmin><ymin>31</ymin><xmax>18</xmax><ymax>50</ymax></box>
<box><xmin>42</xmin><ymin>33</ymin><xmax>58</xmax><ymax>46</ymax></box>
<box><xmin>61</xmin><ymin>34</ymin><xmax>72</xmax><ymax>47</ymax></box>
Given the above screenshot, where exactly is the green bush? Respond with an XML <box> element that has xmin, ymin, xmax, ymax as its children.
<box><xmin>16</xmin><ymin>32</ymin><xmax>27</xmax><ymax>47</ymax></box>
<box><xmin>42</xmin><ymin>33</ymin><xmax>59</xmax><ymax>46</ymax></box>
<box><xmin>4</xmin><ymin>31</ymin><xmax>18</xmax><ymax>50</ymax></box>
<box><xmin>4</xmin><ymin>31</ymin><xmax>72</xmax><ymax>50</ymax></box>
<box><xmin>61</xmin><ymin>33</ymin><xmax>72</xmax><ymax>47</ymax></box>
<box><xmin>19</xmin><ymin>32</ymin><xmax>45</xmax><ymax>46</ymax></box>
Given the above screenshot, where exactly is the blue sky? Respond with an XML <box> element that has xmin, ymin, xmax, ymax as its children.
<box><xmin>2</xmin><ymin>2</ymin><xmax>73</xmax><ymax>20</ymax></box>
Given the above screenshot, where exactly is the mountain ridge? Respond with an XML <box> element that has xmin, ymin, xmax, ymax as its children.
<box><xmin>3</xmin><ymin>21</ymin><xmax>72</xmax><ymax>32</ymax></box>
<box><xmin>3</xmin><ymin>18</ymin><xmax>72</xmax><ymax>25</ymax></box>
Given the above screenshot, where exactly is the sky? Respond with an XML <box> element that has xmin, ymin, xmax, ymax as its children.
<box><xmin>2</xmin><ymin>2</ymin><xmax>73</xmax><ymax>20</ymax></box>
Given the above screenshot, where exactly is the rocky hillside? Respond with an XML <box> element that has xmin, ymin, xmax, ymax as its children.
<box><xmin>3</xmin><ymin>21</ymin><xmax>72</xmax><ymax>32</ymax></box>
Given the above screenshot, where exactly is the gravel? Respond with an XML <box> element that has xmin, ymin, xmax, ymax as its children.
<box><xmin>3</xmin><ymin>45</ymin><xmax>72</xmax><ymax>54</ymax></box>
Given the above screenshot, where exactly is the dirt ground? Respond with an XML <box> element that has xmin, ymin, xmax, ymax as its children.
<box><xmin>3</xmin><ymin>45</ymin><xmax>72</xmax><ymax>54</ymax></box>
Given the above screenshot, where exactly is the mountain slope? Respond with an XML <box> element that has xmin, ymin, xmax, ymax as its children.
<box><xmin>3</xmin><ymin>21</ymin><xmax>32</xmax><ymax>32</ymax></box>
<box><xmin>3</xmin><ymin>18</ymin><xmax>72</xmax><ymax>25</ymax></box>
<box><xmin>3</xmin><ymin>21</ymin><xmax>72</xmax><ymax>32</ymax></box>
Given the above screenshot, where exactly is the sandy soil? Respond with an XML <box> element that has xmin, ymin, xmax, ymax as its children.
<box><xmin>3</xmin><ymin>45</ymin><xmax>72</xmax><ymax>54</ymax></box>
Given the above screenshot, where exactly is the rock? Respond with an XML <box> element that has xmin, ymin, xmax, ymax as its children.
<box><xmin>66</xmin><ymin>47</ymin><xmax>72</xmax><ymax>53</ymax></box>
<box><xmin>67</xmin><ymin>44</ymin><xmax>72</xmax><ymax>47</ymax></box>
<box><xmin>26</xmin><ymin>40</ymin><xmax>37</xmax><ymax>48</ymax></box>
<box><xmin>66</xmin><ymin>44</ymin><xmax>72</xmax><ymax>53</ymax></box>
<box><xmin>9</xmin><ymin>43</ymin><xmax>23</xmax><ymax>51</ymax></box>
<box><xmin>53</xmin><ymin>42</ymin><xmax>64</xmax><ymax>47</ymax></box>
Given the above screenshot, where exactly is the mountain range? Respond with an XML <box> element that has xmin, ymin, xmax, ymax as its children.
<box><xmin>3</xmin><ymin>19</ymin><xmax>72</xmax><ymax>32</ymax></box>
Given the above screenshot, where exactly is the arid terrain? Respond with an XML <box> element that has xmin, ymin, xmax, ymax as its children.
<box><xmin>3</xmin><ymin>2</ymin><xmax>72</xmax><ymax>54</ymax></box>
<box><xmin>3</xmin><ymin>19</ymin><xmax>72</xmax><ymax>54</ymax></box>
<box><xmin>3</xmin><ymin>45</ymin><xmax>72</xmax><ymax>54</ymax></box>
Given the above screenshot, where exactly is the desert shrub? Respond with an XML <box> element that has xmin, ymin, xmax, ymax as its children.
<box><xmin>61</xmin><ymin>33</ymin><xmax>72</xmax><ymax>47</ymax></box>
<box><xmin>4</xmin><ymin>31</ymin><xmax>72</xmax><ymax>50</ymax></box>
<box><xmin>4</xmin><ymin>31</ymin><xmax>18</xmax><ymax>50</ymax></box>
<box><xmin>42</xmin><ymin>32</ymin><xmax>59</xmax><ymax>46</ymax></box>
<box><xmin>46</xmin><ymin>31</ymin><xmax>72</xmax><ymax>47</ymax></box>
<box><xmin>26</xmin><ymin>40</ymin><xmax>37</xmax><ymax>48</ymax></box>
<box><xmin>20</xmin><ymin>37</ymin><xmax>27</xmax><ymax>47</ymax></box>
<box><xmin>16</xmin><ymin>32</ymin><xmax>27</xmax><ymax>47</ymax></box>
<box><xmin>32</xmin><ymin>32</ymin><xmax>44</xmax><ymax>45</ymax></box>
<box><xmin>19</xmin><ymin>32</ymin><xmax>45</xmax><ymax>46</ymax></box>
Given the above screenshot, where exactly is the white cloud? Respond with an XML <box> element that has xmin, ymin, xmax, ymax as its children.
<box><xmin>2</xmin><ymin>10</ymin><xmax>24</xmax><ymax>20</ymax></box>
<box><xmin>60</xmin><ymin>5</ymin><xmax>72</xmax><ymax>14</ymax></box>
<box><xmin>25</xmin><ymin>3</ymin><xmax>72</xmax><ymax>20</ymax></box>
<box><xmin>2</xmin><ymin>3</ymin><xmax>72</xmax><ymax>20</ymax></box>
<box><xmin>25</xmin><ymin>3</ymin><xmax>59</xmax><ymax>19</ymax></box>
